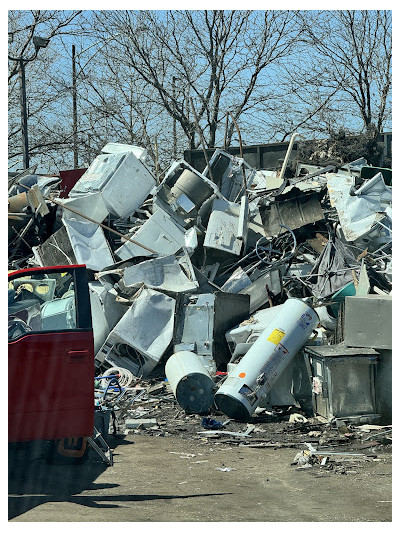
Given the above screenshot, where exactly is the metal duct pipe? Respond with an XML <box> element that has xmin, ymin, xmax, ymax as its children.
<box><xmin>276</xmin><ymin>132</ymin><xmax>304</xmax><ymax>184</ymax></box>
<box><xmin>214</xmin><ymin>298</ymin><xmax>319</xmax><ymax>420</ymax></box>
<box><xmin>8</xmin><ymin>192</ymin><xmax>29</xmax><ymax>212</ymax></box>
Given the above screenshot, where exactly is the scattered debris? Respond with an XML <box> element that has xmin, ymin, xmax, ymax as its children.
<box><xmin>201</xmin><ymin>418</ymin><xmax>225</xmax><ymax>429</ymax></box>
<box><xmin>289</xmin><ymin>413</ymin><xmax>308</xmax><ymax>424</ymax></box>
<box><xmin>125</xmin><ymin>418</ymin><xmax>158</xmax><ymax>429</ymax></box>
<box><xmin>198</xmin><ymin>424</ymin><xmax>256</xmax><ymax>438</ymax></box>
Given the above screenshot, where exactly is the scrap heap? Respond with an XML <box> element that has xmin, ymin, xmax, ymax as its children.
<box><xmin>8</xmin><ymin>141</ymin><xmax>392</xmax><ymax>431</ymax></box>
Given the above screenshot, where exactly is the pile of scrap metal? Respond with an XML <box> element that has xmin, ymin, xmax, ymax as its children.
<box><xmin>9</xmin><ymin>141</ymin><xmax>392</xmax><ymax>424</ymax></box>
<box><xmin>8</xmin><ymin>168</ymin><xmax>61</xmax><ymax>268</ymax></box>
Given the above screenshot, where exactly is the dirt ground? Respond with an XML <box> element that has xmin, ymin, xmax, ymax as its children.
<box><xmin>9</xmin><ymin>432</ymin><xmax>392</xmax><ymax>522</ymax></box>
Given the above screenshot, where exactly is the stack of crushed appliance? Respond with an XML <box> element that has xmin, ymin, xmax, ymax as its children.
<box><xmin>8</xmin><ymin>142</ymin><xmax>392</xmax><ymax>424</ymax></box>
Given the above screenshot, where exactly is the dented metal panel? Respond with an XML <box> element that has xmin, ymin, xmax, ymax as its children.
<box><xmin>63</xmin><ymin>218</ymin><xmax>115</xmax><ymax>271</ymax></box>
<box><xmin>123</xmin><ymin>253</ymin><xmax>199</xmax><ymax>294</ymax></box>
<box><xmin>327</xmin><ymin>172</ymin><xmax>392</xmax><ymax>242</ymax></box>
<box><xmin>204</xmin><ymin>198</ymin><xmax>247</xmax><ymax>256</ymax></box>
<box><xmin>96</xmin><ymin>288</ymin><xmax>175</xmax><ymax>377</ymax></box>
<box><xmin>115</xmin><ymin>208</ymin><xmax>193</xmax><ymax>260</ymax></box>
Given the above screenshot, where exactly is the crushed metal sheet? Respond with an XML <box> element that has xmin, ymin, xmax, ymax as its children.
<box><xmin>123</xmin><ymin>253</ymin><xmax>199</xmax><ymax>294</ymax></box>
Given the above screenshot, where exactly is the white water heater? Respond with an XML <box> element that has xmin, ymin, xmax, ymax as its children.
<box><xmin>165</xmin><ymin>351</ymin><xmax>216</xmax><ymax>414</ymax></box>
<box><xmin>214</xmin><ymin>298</ymin><xmax>319</xmax><ymax>420</ymax></box>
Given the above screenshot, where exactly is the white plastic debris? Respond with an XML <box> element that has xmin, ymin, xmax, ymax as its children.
<box><xmin>289</xmin><ymin>413</ymin><xmax>308</xmax><ymax>423</ymax></box>
<box><xmin>101</xmin><ymin>142</ymin><xmax>148</xmax><ymax>163</ymax></box>
<box><xmin>60</xmin><ymin>192</ymin><xmax>109</xmax><ymax>224</ymax></box>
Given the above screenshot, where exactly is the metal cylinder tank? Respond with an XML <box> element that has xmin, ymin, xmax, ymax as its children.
<box><xmin>170</xmin><ymin>169</ymin><xmax>214</xmax><ymax>208</ymax></box>
<box><xmin>165</xmin><ymin>351</ymin><xmax>216</xmax><ymax>414</ymax></box>
<box><xmin>41</xmin><ymin>296</ymin><xmax>76</xmax><ymax>331</ymax></box>
<box><xmin>214</xmin><ymin>298</ymin><xmax>319</xmax><ymax>420</ymax></box>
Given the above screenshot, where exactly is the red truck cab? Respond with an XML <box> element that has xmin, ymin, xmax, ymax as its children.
<box><xmin>8</xmin><ymin>265</ymin><xmax>94</xmax><ymax>443</ymax></box>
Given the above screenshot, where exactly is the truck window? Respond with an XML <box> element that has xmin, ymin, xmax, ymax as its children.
<box><xmin>8</xmin><ymin>271</ymin><xmax>77</xmax><ymax>340</ymax></box>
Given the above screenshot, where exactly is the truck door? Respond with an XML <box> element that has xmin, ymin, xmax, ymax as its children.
<box><xmin>8</xmin><ymin>265</ymin><xmax>94</xmax><ymax>442</ymax></box>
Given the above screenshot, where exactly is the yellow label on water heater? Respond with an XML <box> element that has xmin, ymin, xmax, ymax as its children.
<box><xmin>267</xmin><ymin>328</ymin><xmax>285</xmax><ymax>345</ymax></box>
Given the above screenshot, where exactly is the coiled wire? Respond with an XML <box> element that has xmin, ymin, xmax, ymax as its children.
<box><xmin>102</xmin><ymin>366</ymin><xmax>136</xmax><ymax>388</ymax></box>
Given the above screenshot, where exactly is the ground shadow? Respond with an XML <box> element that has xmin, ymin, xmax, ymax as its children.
<box><xmin>8</xmin><ymin>438</ymin><xmax>114</xmax><ymax>519</ymax></box>
<box><xmin>9</xmin><ymin>491</ymin><xmax>232</xmax><ymax>516</ymax></box>
<box><xmin>8</xmin><ymin>438</ymin><xmax>232</xmax><ymax>520</ymax></box>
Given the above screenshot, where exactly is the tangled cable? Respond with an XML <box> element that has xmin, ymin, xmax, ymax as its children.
<box><xmin>102</xmin><ymin>366</ymin><xmax>136</xmax><ymax>388</ymax></box>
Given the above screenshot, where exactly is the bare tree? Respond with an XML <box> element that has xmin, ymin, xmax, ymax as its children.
<box><xmin>73</xmin><ymin>37</ymin><xmax>164</xmax><ymax>168</ymax></box>
<box><xmin>90</xmin><ymin>10</ymin><xmax>302</xmax><ymax>154</ymax></box>
<box><xmin>8</xmin><ymin>10</ymin><xmax>391</xmax><ymax>174</ymax></box>
<box><xmin>8</xmin><ymin>10</ymin><xmax>86</xmax><ymax>170</ymax></box>
<box><xmin>297</xmin><ymin>10</ymin><xmax>392</xmax><ymax>136</ymax></box>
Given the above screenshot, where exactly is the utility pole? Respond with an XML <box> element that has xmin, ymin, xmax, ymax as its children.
<box><xmin>172</xmin><ymin>76</ymin><xmax>177</xmax><ymax>159</ymax></box>
<box><xmin>18</xmin><ymin>59</ymin><xmax>29</xmax><ymax>169</ymax></box>
<box><xmin>154</xmin><ymin>136</ymin><xmax>160</xmax><ymax>183</ymax></box>
<box><xmin>8</xmin><ymin>35</ymin><xmax>50</xmax><ymax>169</ymax></box>
<box><xmin>72</xmin><ymin>44</ymin><xmax>78</xmax><ymax>168</ymax></box>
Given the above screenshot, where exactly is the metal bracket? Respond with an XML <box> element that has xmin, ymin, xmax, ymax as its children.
<box><xmin>87</xmin><ymin>426</ymin><xmax>113</xmax><ymax>466</ymax></box>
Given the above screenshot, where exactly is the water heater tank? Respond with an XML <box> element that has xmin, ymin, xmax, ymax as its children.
<box><xmin>165</xmin><ymin>351</ymin><xmax>216</xmax><ymax>414</ymax></box>
<box><xmin>214</xmin><ymin>298</ymin><xmax>319</xmax><ymax>420</ymax></box>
